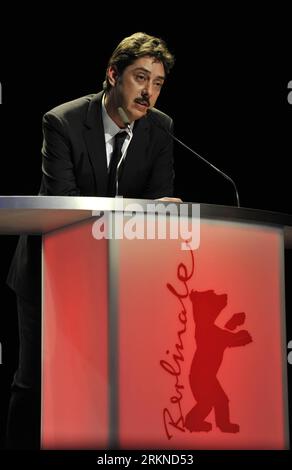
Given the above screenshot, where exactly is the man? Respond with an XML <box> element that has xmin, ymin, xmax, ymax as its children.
<box><xmin>6</xmin><ymin>32</ymin><xmax>176</xmax><ymax>449</ymax></box>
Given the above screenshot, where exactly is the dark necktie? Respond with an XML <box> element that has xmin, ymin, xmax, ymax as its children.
<box><xmin>107</xmin><ymin>131</ymin><xmax>127</xmax><ymax>197</ymax></box>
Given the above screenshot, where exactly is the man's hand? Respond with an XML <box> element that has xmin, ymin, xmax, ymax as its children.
<box><xmin>155</xmin><ymin>197</ymin><xmax>183</xmax><ymax>202</ymax></box>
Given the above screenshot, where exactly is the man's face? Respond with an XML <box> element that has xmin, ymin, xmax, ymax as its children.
<box><xmin>108</xmin><ymin>56</ymin><xmax>165</xmax><ymax>123</ymax></box>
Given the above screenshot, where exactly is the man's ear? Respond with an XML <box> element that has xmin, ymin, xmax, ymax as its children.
<box><xmin>107</xmin><ymin>65</ymin><xmax>119</xmax><ymax>87</ymax></box>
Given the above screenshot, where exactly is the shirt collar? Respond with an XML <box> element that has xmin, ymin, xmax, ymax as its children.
<box><xmin>102</xmin><ymin>94</ymin><xmax>134</xmax><ymax>144</ymax></box>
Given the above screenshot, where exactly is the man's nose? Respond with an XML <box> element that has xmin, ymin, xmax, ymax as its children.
<box><xmin>142</xmin><ymin>83</ymin><xmax>152</xmax><ymax>98</ymax></box>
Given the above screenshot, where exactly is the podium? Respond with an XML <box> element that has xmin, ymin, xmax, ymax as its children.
<box><xmin>1</xmin><ymin>196</ymin><xmax>291</xmax><ymax>449</ymax></box>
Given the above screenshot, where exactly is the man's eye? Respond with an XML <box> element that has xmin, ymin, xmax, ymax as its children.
<box><xmin>154</xmin><ymin>82</ymin><xmax>163</xmax><ymax>88</ymax></box>
<box><xmin>136</xmin><ymin>74</ymin><xmax>146</xmax><ymax>81</ymax></box>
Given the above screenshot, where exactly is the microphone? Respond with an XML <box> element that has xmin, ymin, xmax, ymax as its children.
<box><xmin>115</xmin><ymin>107</ymin><xmax>133</xmax><ymax>196</ymax></box>
<box><xmin>148</xmin><ymin>110</ymin><xmax>240</xmax><ymax>207</ymax></box>
<box><xmin>118</xmin><ymin>107</ymin><xmax>131</xmax><ymax>129</ymax></box>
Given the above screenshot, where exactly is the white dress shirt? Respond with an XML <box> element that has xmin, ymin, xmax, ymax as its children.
<box><xmin>101</xmin><ymin>95</ymin><xmax>134</xmax><ymax>169</ymax></box>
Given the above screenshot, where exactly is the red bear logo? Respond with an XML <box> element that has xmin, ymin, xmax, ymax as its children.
<box><xmin>185</xmin><ymin>290</ymin><xmax>252</xmax><ymax>433</ymax></box>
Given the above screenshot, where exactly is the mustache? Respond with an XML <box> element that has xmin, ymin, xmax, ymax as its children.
<box><xmin>135</xmin><ymin>97</ymin><xmax>150</xmax><ymax>107</ymax></box>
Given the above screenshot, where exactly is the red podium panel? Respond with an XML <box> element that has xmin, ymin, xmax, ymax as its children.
<box><xmin>41</xmin><ymin>214</ymin><xmax>289</xmax><ymax>449</ymax></box>
<box><xmin>42</xmin><ymin>222</ymin><xmax>109</xmax><ymax>448</ymax></box>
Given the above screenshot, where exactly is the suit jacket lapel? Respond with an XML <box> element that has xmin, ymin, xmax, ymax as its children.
<box><xmin>84</xmin><ymin>92</ymin><xmax>108</xmax><ymax>195</ymax></box>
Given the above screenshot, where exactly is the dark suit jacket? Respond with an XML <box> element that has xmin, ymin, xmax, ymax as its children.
<box><xmin>7</xmin><ymin>91</ymin><xmax>174</xmax><ymax>301</ymax></box>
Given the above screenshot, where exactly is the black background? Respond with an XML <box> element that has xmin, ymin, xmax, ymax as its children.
<box><xmin>0</xmin><ymin>7</ymin><xmax>291</xmax><ymax>464</ymax></box>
